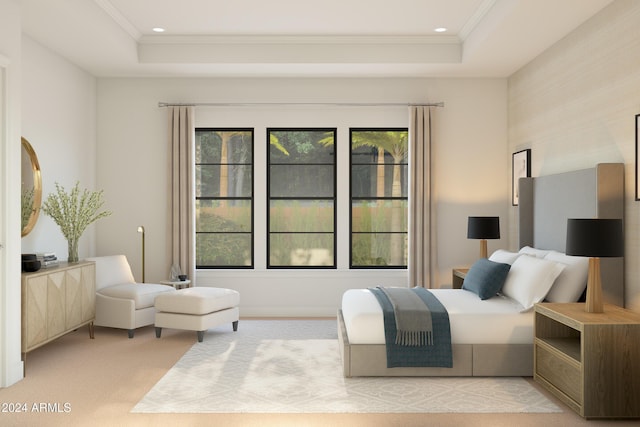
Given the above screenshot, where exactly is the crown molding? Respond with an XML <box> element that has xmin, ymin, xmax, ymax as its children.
<box><xmin>93</xmin><ymin>0</ymin><xmax>142</xmax><ymax>40</ymax></box>
<box><xmin>138</xmin><ymin>34</ymin><xmax>461</xmax><ymax>45</ymax></box>
<box><xmin>137</xmin><ymin>35</ymin><xmax>462</xmax><ymax>65</ymax></box>
<box><xmin>459</xmin><ymin>0</ymin><xmax>498</xmax><ymax>41</ymax></box>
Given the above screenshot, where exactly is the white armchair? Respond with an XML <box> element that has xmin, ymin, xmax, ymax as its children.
<box><xmin>86</xmin><ymin>255</ymin><xmax>175</xmax><ymax>338</ymax></box>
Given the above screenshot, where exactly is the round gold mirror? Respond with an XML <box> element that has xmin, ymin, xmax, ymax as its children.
<box><xmin>21</xmin><ymin>137</ymin><xmax>42</xmax><ymax>237</ymax></box>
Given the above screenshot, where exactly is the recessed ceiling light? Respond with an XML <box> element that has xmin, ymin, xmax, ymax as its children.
<box><xmin>152</xmin><ymin>27</ymin><xmax>165</xmax><ymax>33</ymax></box>
<box><xmin>434</xmin><ymin>27</ymin><xmax>447</xmax><ymax>33</ymax></box>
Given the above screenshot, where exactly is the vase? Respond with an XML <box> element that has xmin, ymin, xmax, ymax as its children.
<box><xmin>67</xmin><ymin>239</ymin><xmax>79</xmax><ymax>263</ymax></box>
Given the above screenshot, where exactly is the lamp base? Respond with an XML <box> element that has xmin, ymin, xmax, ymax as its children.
<box><xmin>479</xmin><ymin>239</ymin><xmax>488</xmax><ymax>259</ymax></box>
<box><xmin>585</xmin><ymin>257</ymin><xmax>603</xmax><ymax>313</ymax></box>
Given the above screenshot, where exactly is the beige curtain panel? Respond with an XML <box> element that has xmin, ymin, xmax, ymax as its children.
<box><xmin>408</xmin><ymin>106</ymin><xmax>434</xmax><ymax>288</ymax></box>
<box><xmin>169</xmin><ymin>106</ymin><xmax>196</xmax><ymax>284</ymax></box>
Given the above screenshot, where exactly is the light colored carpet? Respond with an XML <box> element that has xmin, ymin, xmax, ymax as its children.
<box><xmin>132</xmin><ymin>319</ymin><xmax>561</xmax><ymax>414</ymax></box>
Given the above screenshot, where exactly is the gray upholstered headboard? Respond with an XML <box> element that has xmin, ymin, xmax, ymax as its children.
<box><xmin>518</xmin><ymin>163</ymin><xmax>624</xmax><ymax>306</ymax></box>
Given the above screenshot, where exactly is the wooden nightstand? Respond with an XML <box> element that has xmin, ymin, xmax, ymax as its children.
<box><xmin>534</xmin><ymin>303</ymin><xmax>640</xmax><ymax>419</ymax></box>
<box><xmin>452</xmin><ymin>268</ymin><xmax>469</xmax><ymax>289</ymax></box>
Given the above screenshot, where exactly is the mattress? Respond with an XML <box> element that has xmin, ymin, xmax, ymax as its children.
<box><xmin>341</xmin><ymin>288</ymin><xmax>534</xmax><ymax>345</ymax></box>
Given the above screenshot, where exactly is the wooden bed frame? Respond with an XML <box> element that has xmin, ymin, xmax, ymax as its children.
<box><xmin>338</xmin><ymin>163</ymin><xmax>624</xmax><ymax>377</ymax></box>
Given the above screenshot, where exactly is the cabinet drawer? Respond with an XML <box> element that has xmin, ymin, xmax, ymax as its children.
<box><xmin>536</xmin><ymin>344</ymin><xmax>582</xmax><ymax>405</ymax></box>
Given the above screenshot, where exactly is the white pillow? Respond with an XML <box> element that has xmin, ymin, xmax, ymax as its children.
<box><xmin>501</xmin><ymin>255</ymin><xmax>565</xmax><ymax>311</ymax></box>
<box><xmin>543</xmin><ymin>251</ymin><xmax>589</xmax><ymax>303</ymax></box>
<box><xmin>489</xmin><ymin>249</ymin><xmax>521</xmax><ymax>265</ymax></box>
<box><xmin>518</xmin><ymin>246</ymin><xmax>551</xmax><ymax>259</ymax></box>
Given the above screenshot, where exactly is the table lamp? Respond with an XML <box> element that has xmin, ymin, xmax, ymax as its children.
<box><xmin>566</xmin><ymin>218</ymin><xmax>623</xmax><ymax>313</ymax></box>
<box><xmin>467</xmin><ymin>216</ymin><xmax>500</xmax><ymax>259</ymax></box>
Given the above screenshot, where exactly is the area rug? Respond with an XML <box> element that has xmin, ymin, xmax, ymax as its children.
<box><xmin>132</xmin><ymin>319</ymin><xmax>561</xmax><ymax>414</ymax></box>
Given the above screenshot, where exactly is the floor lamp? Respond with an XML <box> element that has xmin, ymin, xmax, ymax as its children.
<box><xmin>467</xmin><ymin>216</ymin><xmax>500</xmax><ymax>259</ymax></box>
<box><xmin>137</xmin><ymin>225</ymin><xmax>145</xmax><ymax>283</ymax></box>
<box><xmin>566</xmin><ymin>218</ymin><xmax>623</xmax><ymax>313</ymax></box>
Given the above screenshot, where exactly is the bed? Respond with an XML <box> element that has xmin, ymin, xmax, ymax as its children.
<box><xmin>338</xmin><ymin>163</ymin><xmax>624</xmax><ymax>377</ymax></box>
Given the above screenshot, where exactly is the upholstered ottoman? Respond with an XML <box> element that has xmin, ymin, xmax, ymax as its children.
<box><xmin>154</xmin><ymin>287</ymin><xmax>239</xmax><ymax>342</ymax></box>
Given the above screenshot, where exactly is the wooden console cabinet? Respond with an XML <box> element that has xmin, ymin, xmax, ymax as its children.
<box><xmin>21</xmin><ymin>261</ymin><xmax>96</xmax><ymax>359</ymax></box>
<box><xmin>534</xmin><ymin>303</ymin><xmax>640</xmax><ymax>418</ymax></box>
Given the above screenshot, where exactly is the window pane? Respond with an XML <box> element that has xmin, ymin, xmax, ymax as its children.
<box><xmin>270</xmin><ymin>200</ymin><xmax>334</xmax><ymax>232</ymax></box>
<box><xmin>351</xmin><ymin>163</ymin><xmax>408</xmax><ymax>197</ymax></box>
<box><xmin>352</xmin><ymin>233</ymin><xmax>407</xmax><ymax>267</ymax></box>
<box><xmin>196</xmin><ymin>233</ymin><xmax>252</xmax><ymax>267</ymax></box>
<box><xmin>351</xmin><ymin>145</ymin><xmax>378</xmax><ymax>164</ymax></box>
<box><xmin>269</xmin><ymin>233</ymin><xmax>334</xmax><ymax>267</ymax></box>
<box><xmin>196</xmin><ymin>164</ymin><xmax>252</xmax><ymax>198</ymax></box>
<box><xmin>269</xmin><ymin>164</ymin><xmax>334</xmax><ymax>197</ymax></box>
<box><xmin>196</xmin><ymin>200</ymin><xmax>252</xmax><ymax>232</ymax></box>
<box><xmin>196</xmin><ymin>130</ymin><xmax>252</xmax><ymax>164</ymax></box>
<box><xmin>269</xmin><ymin>130</ymin><xmax>335</xmax><ymax>164</ymax></box>
<box><xmin>351</xmin><ymin>131</ymin><xmax>408</xmax><ymax>164</ymax></box>
<box><xmin>351</xmin><ymin>200</ymin><xmax>408</xmax><ymax>232</ymax></box>
<box><xmin>196</xmin><ymin>164</ymin><xmax>220</xmax><ymax>197</ymax></box>
<box><xmin>351</xmin><ymin>164</ymin><xmax>374</xmax><ymax>198</ymax></box>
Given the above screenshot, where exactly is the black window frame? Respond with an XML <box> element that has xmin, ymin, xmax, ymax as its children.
<box><xmin>267</xmin><ymin>127</ymin><xmax>337</xmax><ymax>269</ymax></box>
<box><xmin>195</xmin><ymin>127</ymin><xmax>254</xmax><ymax>269</ymax></box>
<box><xmin>349</xmin><ymin>127</ymin><xmax>409</xmax><ymax>269</ymax></box>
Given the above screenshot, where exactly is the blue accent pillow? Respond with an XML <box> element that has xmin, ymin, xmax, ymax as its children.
<box><xmin>462</xmin><ymin>258</ymin><xmax>511</xmax><ymax>300</ymax></box>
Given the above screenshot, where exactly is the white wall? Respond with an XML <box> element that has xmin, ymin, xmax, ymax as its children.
<box><xmin>20</xmin><ymin>36</ymin><xmax>98</xmax><ymax>260</ymax></box>
<box><xmin>96</xmin><ymin>77</ymin><xmax>508</xmax><ymax>316</ymax></box>
<box><xmin>0</xmin><ymin>0</ymin><xmax>24</xmax><ymax>387</ymax></box>
<box><xmin>508</xmin><ymin>0</ymin><xmax>640</xmax><ymax>310</ymax></box>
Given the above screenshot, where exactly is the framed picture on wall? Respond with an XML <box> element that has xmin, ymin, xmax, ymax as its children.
<box><xmin>512</xmin><ymin>149</ymin><xmax>531</xmax><ymax>206</ymax></box>
<box><xmin>636</xmin><ymin>114</ymin><xmax>640</xmax><ymax>200</ymax></box>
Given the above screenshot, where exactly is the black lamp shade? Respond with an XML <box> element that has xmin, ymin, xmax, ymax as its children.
<box><xmin>467</xmin><ymin>216</ymin><xmax>500</xmax><ymax>239</ymax></box>
<box><xmin>566</xmin><ymin>218</ymin><xmax>623</xmax><ymax>257</ymax></box>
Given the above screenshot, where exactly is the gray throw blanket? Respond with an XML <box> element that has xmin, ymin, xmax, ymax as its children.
<box><xmin>378</xmin><ymin>286</ymin><xmax>433</xmax><ymax>346</ymax></box>
<box><xmin>369</xmin><ymin>286</ymin><xmax>452</xmax><ymax>368</ymax></box>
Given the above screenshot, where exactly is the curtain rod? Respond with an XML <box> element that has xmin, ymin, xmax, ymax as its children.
<box><xmin>158</xmin><ymin>101</ymin><xmax>444</xmax><ymax>108</ymax></box>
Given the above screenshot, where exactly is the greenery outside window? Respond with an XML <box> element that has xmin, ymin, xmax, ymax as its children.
<box><xmin>350</xmin><ymin>128</ymin><xmax>408</xmax><ymax>268</ymax></box>
<box><xmin>268</xmin><ymin>128</ymin><xmax>336</xmax><ymax>268</ymax></box>
<box><xmin>195</xmin><ymin>128</ymin><xmax>253</xmax><ymax>268</ymax></box>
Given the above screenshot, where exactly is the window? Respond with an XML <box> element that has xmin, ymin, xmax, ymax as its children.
<box><xmin>350</xmin><ymin>128</ymin><xmax>408</xmax><ymax>268</ymax></box>
<box><xmin>267</xmin><ymin>128</ymin><xmax>336</xmax><ymax>268</ymax></box>
<box><xmin>195</xmin><ymin>129</ymin><xmax>253</xmax><ymax>268</ymax></box>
